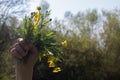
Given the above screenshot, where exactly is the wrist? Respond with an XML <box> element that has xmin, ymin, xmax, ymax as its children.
<box><xmin>16</xmin><ymin>65</ymin><xmax>33</xmax><ymax>80</ymax></box>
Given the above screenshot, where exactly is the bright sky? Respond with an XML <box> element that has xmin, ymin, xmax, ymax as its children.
<box><xmin>30</xmin><ymin>0</ymin><xmax>120</xmax><ymax>19</ymax></box>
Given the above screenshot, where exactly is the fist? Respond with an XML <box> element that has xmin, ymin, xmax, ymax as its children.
<box><xmin>10</xmin><ymin>38</ymin><xmax>38</xmax><ymax>67</ymax></box>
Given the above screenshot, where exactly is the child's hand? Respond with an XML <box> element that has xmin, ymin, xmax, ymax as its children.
<box><xmin>10</xmin><ymin>38</ymin><xmax>39</xmax><ymax>80</ymax></box>
<box><xmin>10</xmin><ymin>38</ymin><xmax>38</xmax><ymax>70</ymax></box>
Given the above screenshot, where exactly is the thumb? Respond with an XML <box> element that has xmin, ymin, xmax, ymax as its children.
<box><xmin>27</xmin><ymin>42</ymin><xmax>39</xmax><ymax>65</ymax></box>
<box><xmin>29</xmin><ymin>42</ymin><xmax>38</xmax><ymax>56</ymax></box>
<box><xmin>29</xmin><ymin>43</ymin><xmax>38</xmax><ymax>60</ymax></box>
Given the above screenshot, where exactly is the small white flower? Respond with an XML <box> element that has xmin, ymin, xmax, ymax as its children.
<box><xmin>48</xmin><ymin>50</ymin><xmax>53</xmax><ymax>55</ymax></box>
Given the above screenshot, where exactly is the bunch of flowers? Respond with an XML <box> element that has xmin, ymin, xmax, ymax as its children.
<box><xmin>19</xmin><ymin>6</ymin><xmax>67</xmax><ymax>73</ymax></box>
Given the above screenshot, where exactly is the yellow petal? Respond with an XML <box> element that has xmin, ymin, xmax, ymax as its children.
<box><xmin>34</xmin><ymin>17</ymin><xmax>40</xmax><ymax>22</ymax></box>
<box><xmin>35</xmin><ymin>12</ymin><xmax>39</xmax><ymax>18</ymax></box>
<box><xmin>34</xmin><ymin>12</ymin><xmax>40</xmax><ymax>22</ymax></box>
<box><xmin>61</xmin><ymin>40</ymin><xmax>67</xmax><ymax>48</ymax></box>
<box><xmin>53</xmin><ymin>67</ymin><xmax>61</xmax><ymax>73</ymax></box>
<box><xmin>32</xmin><ymin>24</ymin><xmax>37</xmax><ymax>29</ymax></box>
<box><xmin>47</xmin><ymin>56</ymin><xmax>55</xmax><ymax>63</ymax></box>
<box><xmin>42</xmin><ymin>53</ymin><xmax>47</xmax><ymax>57</ymax></box>
<box><xmin>49</xmin><ymin>62</ymin><xmax>55</xmax><ymax>68</ymax></box>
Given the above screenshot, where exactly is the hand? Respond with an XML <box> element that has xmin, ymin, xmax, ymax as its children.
<box><xmin>10</xmin><ymin>38</ymin><xmax>39</xmax><ymax>80</ymax></box>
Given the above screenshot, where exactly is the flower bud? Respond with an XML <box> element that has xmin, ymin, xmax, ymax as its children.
<box><xmin>37</xmin><ymin>6</ymin><xmax>41</xmax><ymax>10</ymax></box>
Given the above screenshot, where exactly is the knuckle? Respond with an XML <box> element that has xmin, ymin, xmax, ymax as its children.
<box><xmin>10</xmin><ymin>48</ymin><xmax>15</xmax><ymax>53</ymax></box>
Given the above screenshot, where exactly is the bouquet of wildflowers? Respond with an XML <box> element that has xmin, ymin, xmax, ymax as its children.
<box><xmin>19</xmin><ymin>6</ymin><xmax>67</xmax><ymax>73</ymax></box>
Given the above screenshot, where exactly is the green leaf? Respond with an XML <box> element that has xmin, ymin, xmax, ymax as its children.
<box><xmin>46</xmin><ymin>32</ymin><xmax>54</xmax><ymax>37</ymax></box>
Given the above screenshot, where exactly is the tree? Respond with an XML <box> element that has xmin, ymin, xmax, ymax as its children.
<box><xmin>0</xmin><ymin>0</ymin><xmax>30</xmax><ymax>24</ymax></box>
<box><xmin>0</xmin><ymin>0</ymin><xmax>31</xmax><ymax>51</ymax></box>
<box><xmin>0</xmin><ymin>0</ymin><xmax>31</xmax><ymax>80</ymax></box>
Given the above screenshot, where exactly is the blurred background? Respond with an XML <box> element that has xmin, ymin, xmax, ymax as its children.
<box><xmin>1</xmin><ymin>0</ymin><xmax>120</xmax><ymax>80</ymax></box>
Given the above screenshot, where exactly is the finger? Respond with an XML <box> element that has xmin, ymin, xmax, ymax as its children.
<box><xmin>10</xmin><ymin>43</ymin><xmax>18</xmax><ymax>51</ymax></box>
<box><xmin>19</xmin><ymin>40</ymin><xmax>29</xmax><ymax>52</ymax></box>
<box><xmin>16</xmin><ymin>38</ymin><xmax>29</xmax><ymax>51</ymax></box>
<box><xmin>29</xmin><ymin>42</ymin><xmax>38</xmax><ymax>55</ymax></box>
<box><xmin>10</xmin><ymin>48</ymin><xmax>22</xmax><ymax>59</ymax></box>
<box><xmin>15</xmin><ymin>43</ymin><xmax>27</xmax><ymax>57</ymax></box>
<box><xmin>26</xmin><ymin>42</ymin><xmax>39</xmax><ymax>63</ymax></box>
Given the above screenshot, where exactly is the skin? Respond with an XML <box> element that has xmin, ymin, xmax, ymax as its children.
<box><xmin>10</xmin><ymin>38</ymin><xmax>38</xmax><ymax>80</ymax></box>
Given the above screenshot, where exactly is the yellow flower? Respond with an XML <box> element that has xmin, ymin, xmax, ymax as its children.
<box><xmin>61</xmin><ymin>40</ymin><xmax>67</xmax><ymax>48</ymax></box>
<box><xmin>49</xmin><ymin>61</ymin><xmax>55</xmax><ymax>67</ymax></box>
<box><xmin>35</xmin><ymin>12</ymin><xmax>39</xmax><ymax>18</ymax></box>
<box><xmin>48</xmin><ymin>56</ymin><xmax>56</xmax><ymax>67</ymax></box>
<box><xmin>53</xmin><ymin>67</ymin><xmax>61</xmax><ymax>73</ymax></box>
<box><xmin>42</xmin><ymin>53</ymin><xmax>47</xmax><ymax>57</ymax></box>
<box><xmin>36</xmin><ymin>6</ymin><xmax>41</xmax><ymax>10</ymax></box>
<box><xmin>34</xmin><ymin>17</ymin><xmax>39</xmax><ymax>22</ymax></box>
<box><xmin>33</xmin><ymin>24</ymin><xmax>37</xmax><ymax>29</ymax></box>
<box><xmin>47</xmin><ymin>56</ymin><xmax>55</xmax><ymax>63</ymax></box>
<box><xmin>34</xmin><ymin>12</ymin><xmax>40</xmax><ymax>22</ymax></box>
